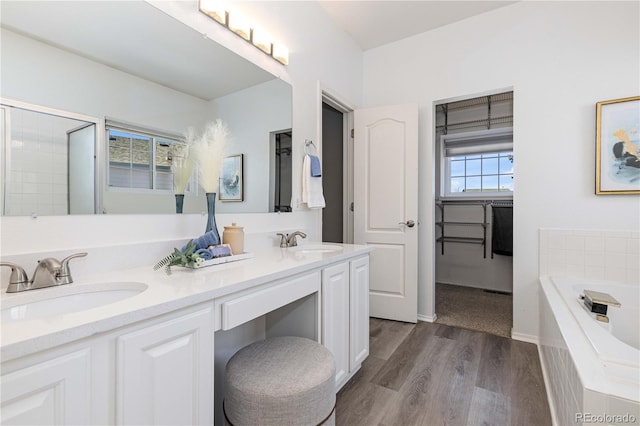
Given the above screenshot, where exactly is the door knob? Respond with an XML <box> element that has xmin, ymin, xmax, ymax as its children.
<box><xmin>399</xmin><ymin>220</ymin><xmax>416</xmax><ymax>228</ymax></box>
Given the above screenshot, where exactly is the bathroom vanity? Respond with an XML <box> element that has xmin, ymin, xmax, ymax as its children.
<box><xmin>0</xmin><ymin>244</ymin><xmax>371</xmax><ymax>425</ymax></box>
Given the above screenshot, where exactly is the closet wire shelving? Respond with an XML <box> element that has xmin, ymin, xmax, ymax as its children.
<box><xmin>435</xmin><ymin>200</ymin><xmax>513</xmax><ymax>258</ymax></box>
<box><xmin>436</xmin><ymin>200</ymin><xmax>488</xmax><ymax>258</ymax></box>
<box><xmin>435</xmin><ymin>91</ymin><xmax>513</xmax><ymax>135</ymax></box>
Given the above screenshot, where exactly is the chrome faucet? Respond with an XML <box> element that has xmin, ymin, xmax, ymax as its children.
<box><xmin>277</xmin><ymin>231</ymin><xmax>307</xmax><ymax>248</ymax></box>
<box><xmin>1</xmin><ymin>252</ymin><xmax>87</xmax><ymax>293</ymax></box>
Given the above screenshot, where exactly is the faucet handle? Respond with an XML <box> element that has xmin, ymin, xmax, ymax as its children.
<box><xmin>1</xmin><ymin>262</ymin><xmax>31</xmax><ymax>293</ymax></box>
<box><xmin>287</xmin><ymin>231</ymin><xmax>307</xmax><ymax>247</ymax></box>
<box><xmin>59</xmin><ymin>252</ymin><xmax>88</xmax><ymax>281</ymax></box>
<box><xmin>277</xmin><ymin>233</ymin><xmax>289</xmax><ymax>248</ymax></box>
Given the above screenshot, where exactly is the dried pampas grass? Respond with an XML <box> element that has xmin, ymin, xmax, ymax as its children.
<box><xmin>171</xmin><ymin>140</ymin><xmax>194</xmax><ymax>194</ymax></box>
<box><xmin>190</xmin><ymin>119</ymin><xmax>230</xmax><ymax>193</ymax></box>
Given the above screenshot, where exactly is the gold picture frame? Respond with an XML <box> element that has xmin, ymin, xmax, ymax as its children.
<box><xmin>595</xmin><ymin>96</ymin><xmax>640</xmax><ymax>194</ymax></box>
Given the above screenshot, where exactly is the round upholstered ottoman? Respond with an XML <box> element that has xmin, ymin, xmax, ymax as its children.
<box><xmin>224</xmin><ymin>336</ymin><xmax>336</xmax><ymax>426</ymax></box>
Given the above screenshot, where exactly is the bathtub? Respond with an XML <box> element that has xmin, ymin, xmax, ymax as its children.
<box><xmin>539</xmin><ymin>276</ymin><xmax>639</xmax><ymax>425</ymax></box>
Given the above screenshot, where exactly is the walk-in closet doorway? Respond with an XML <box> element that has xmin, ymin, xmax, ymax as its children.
<box><xmin>433</xmin><ymin>90</ymin><xmax>514</xmax><ymax>338</ymax></box>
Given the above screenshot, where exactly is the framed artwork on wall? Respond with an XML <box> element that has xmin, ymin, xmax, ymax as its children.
<box><xmin>219</xmin><ymin>154</ymin><xmax>244</xmax><ymax>201</ymax></box>
<box><xmin>596</xmin><ymin>96</ymin><xmax>640</xmax><ymax>194</ymax></box>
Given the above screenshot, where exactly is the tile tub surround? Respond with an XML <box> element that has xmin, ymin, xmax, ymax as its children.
<box><xmin>539</xmin><ymin>228</ymin><xmax>640</xmax><ymax>284</ymax></box>
<box><xmin>0</xmin><ymin>243</ymin><xmax>372</xmax><ymax>361</ymax></box>
<box><xmin>539</xmin><ymin>278</ymin><xmax>639</xmax><ymax>426</ymax></box>
<box><xmin>538</xmin><ymin>229</ymin><xmax>639</xmax><ymax>425</ymax></box>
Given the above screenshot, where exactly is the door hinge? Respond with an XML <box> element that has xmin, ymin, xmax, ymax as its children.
<box><xmin>350</xmin><ymin>202</ymin><xmax>354</xmax><ymax>212</ymax></box>
<box><xmin>350</xmin><ymin>129</ymin><xmax>354</xmax><ymax>138</ymax></box>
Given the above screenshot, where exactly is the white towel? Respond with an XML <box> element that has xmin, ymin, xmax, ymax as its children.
<box><xmin>302</xmin><ymin>154</ymin><xmax>325</xmax><ymax>209</ymax></box>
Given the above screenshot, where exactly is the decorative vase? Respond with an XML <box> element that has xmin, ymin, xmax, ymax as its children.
<box><xmin>175</xmin><ymin>194</ymin><xmax>184</xmax><ymax>214</ymax></box>
<box><xmin>205</xmin><ymin>192</ymin><xmax>221</xmax><ymax>244</ymax></box>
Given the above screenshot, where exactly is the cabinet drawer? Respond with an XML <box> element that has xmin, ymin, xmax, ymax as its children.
<box><xmin>221</xmin><ymin>271</ymin><xmax>321</xmax><ymax>330</ymax></box>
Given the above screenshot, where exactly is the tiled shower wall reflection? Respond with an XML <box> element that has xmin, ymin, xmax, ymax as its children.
<box><xmin>3</xmin><ymin>107</ymin><xmax>72</xmax><ymax>216</ymax></box>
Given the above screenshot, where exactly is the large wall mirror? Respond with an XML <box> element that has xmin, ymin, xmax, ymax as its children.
<box><xmin>0</xmin><ymin>1</ymin><xmax>292</xmax><ymax>216</ymax></box>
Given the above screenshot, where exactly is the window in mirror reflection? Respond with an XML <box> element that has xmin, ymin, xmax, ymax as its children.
<box><xmin>107</xmin><ymin>128</ymin><xmax>194</xmax><ymax>194</ymax></box>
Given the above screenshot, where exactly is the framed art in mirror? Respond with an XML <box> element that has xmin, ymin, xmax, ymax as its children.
<box><xmin>220</xmin><ymin>154</ymin><xmax>244</xmax><ymax>201</ymax></box>
<box><xmin>596</xmin><ymin>96</ymin><xmax>640</xmax><ymax>195</ymax></box>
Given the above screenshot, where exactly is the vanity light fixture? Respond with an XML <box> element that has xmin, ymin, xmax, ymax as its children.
<box><xmin>251</xmin><ymin>27</ymin><xmax>272</xmax><ymax>55</ymax></box>
<box><xmin>198</xmin><ymin>0</ymin><xmax>226</xmax><ymax>25</ymax></box>
<box><xmin>227</xmin><ymin>12</ymin><xmax>251</xmax><ymax>41</ymax></box>
<box><xmin>271</xmin><ymin>43</ymin><xmax>289</xmax><ymax>65</ymax></box>
<box><xmin>198</xmin><ymin>0</ymin><xmax>289</xmax><ymax>65</ymax></box>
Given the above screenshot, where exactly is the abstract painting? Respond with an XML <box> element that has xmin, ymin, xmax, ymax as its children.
<box><xmin>596</xmin><ymin>96</ymin><xmax>640</xmax><ymax>194</ymax></box>
<box><xmin>219</xmin><ymin>154</ymin><xmax>244</xmax><ymax>201</ymax></box>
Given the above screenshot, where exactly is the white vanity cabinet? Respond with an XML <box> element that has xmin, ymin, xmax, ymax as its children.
<box><xmin>321</xmin><ymin>255</ymin><xmax>370</xmax><ymax>391</ymax></box>
<box><xmin>322</xmin><ymin>262</ymin><xmax>350</xmax><ymax>388</ymax></box>
<box><xmin>1</xmin><ymin>245</ymin><xmax>372</xmax><ymax>425</ymax></box>
<box><xmin>349</xmin><ymin>255</ymin><xmax>370</xmax><ymax>371</ymax></box>
<box><xmin>1</xmin><ymin>302</ymin><xmax>214</xmax><ymax>426</ymax></box>
<box><xmin>116</xmin><ymin>303</ymin><xmax>214</xmax><ymax>425</ymax></box>
<box><xmin>0</xmin><ymin>347</ymin><xmax>92</xmax><ymax>425</ymax></box>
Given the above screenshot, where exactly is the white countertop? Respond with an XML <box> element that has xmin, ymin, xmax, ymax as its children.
<box><xmin>1</xmin><ymin>244</ymin><xmax>372</xmax><ymax>362</ymax></box>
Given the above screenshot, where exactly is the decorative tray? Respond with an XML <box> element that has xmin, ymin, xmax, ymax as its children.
<box><xmin>194</xmin><ymin>252</ymin><xmax>254</xmax><ymax>268</ymax></box>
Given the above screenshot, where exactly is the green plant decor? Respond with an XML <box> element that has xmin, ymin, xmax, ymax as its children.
<box><xmin>153</xmin><ymin>240</ymin><xmax>204</xmax><ymax>274</ymax></box>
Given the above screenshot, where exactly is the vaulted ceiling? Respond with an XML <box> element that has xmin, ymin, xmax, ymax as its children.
<box><xmin>318</xmin><ymin>1</ymin><xmax>516</xmax><ymax>50</ymax></box>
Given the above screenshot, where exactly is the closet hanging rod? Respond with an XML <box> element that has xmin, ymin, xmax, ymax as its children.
<box><xmin>437</xmin><ymin>200</ymin><xmax>490</xmax><ymax>206</ymax></box>
<box><xmin>437</xmin><ymin>200</ymin><xmax>513</xmax><ymax>206</ymax></box>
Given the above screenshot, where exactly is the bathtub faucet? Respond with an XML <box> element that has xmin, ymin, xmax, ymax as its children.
<box><xmin>581</xmin><ymin>289</ymin><xmax>621</xmax><ymax>322</ymax></box>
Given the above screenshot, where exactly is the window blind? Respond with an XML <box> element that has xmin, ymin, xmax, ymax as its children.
<box><xmin>443</xmin><ymin>130</ymin><xmax>513</xmax><ymax>157</ymax></box>
<box><xmin>105</xmin><ymin>118</ymin><xmax>183</xmax><ymax>141</ymax></box>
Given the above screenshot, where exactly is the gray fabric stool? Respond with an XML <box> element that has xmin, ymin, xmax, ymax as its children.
<box><xmin>224</xmin><ymin>336</ymin><xmax>336</xmax><ymax>426</ymax></box>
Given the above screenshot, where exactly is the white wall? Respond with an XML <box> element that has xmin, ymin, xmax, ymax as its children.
<box><xmin>362</xmin><ymin>1</ymin><xmax>640</xmax><ymax>339</ymax></box>
<box><xmin>0</xmin><ymin>2</ymin><xmax>362</xmax><ymax>278</ymax></box>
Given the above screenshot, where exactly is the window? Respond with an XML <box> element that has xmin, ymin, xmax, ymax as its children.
<box><xmin>441</xmin><ymin>127</ymin><xmax>513</xmax><ymax>197</ymax></box>
<box><xmin>106</xmin><ymin>121</ymin><xmax>194</xmax><ymax>193</ymax></box>
<box><xmin>436</xmin><ymin>91</ymin><xmax>514</xmax><ymax>199</ymax></box>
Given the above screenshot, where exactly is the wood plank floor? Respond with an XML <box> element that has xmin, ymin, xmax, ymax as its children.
<box><xmin>336</xmin><ymin>318</ymin><xmax>551</xmax><ymax>426</ymax></box>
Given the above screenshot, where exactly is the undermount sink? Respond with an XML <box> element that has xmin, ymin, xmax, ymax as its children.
<box><xmin>1</xmin><ymin>282</ymin><xmax>147</xmax><ymax>323</ymax></box>
<box><xmin>289</xmin><ymin>244</ymin><xmax>344</xmax><ymax>254</ymax></box>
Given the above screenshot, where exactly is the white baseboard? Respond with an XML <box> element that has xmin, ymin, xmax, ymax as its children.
<box><xmin>511</xmin><ymin>331</ymin><xmax>539</xmax><ymax>344</ymax></box>
<box><xmin>417</xmin><ymin>313</ymin><xmax>437</xmax><ymax>322</ymax></box>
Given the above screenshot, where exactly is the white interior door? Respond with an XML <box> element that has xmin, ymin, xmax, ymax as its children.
<box><xmin>354</xmin><ymin>104</ymin><xmax>418</xmax><ymax>323</ymax></box>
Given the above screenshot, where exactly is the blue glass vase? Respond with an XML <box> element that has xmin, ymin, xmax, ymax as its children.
<box><xmin>175</xmin><ymin>194</ymin><xmax>184</xmax><ymax>214</ymax></box>
<box><xmin>205</xmin><ymin>192</ymin><xmax>221</xmax><ymax>245</ymax></box>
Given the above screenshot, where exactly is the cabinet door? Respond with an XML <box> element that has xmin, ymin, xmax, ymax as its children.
<box><xmin>116</xmin><ymin>304</ymin><xmax>214</xmax><ymax>426</ymax></box>
<box><xmin>322</xmin><ymin>262</ymin><xmax>350</xmax><ymax>389</ymax></box>
<box><xmin>350</xmin><ymin>256</ymin><xmax>370</xmax><ymax>370</ymax></box>
<box><xmin>1</xmin><ymin>349</ymin><xmax>91</xmax><ymax>425</ymax></box>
